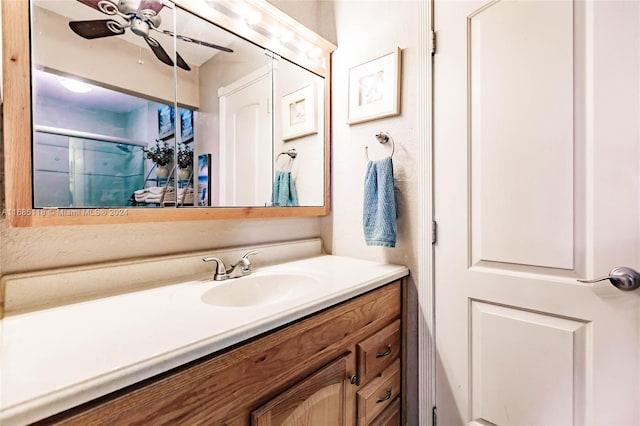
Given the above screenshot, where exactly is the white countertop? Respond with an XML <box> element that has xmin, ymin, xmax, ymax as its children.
<box><xmin>0</xmin><ymin>255</ymin><xmax>408</xmax><ymax>425</ymax></box>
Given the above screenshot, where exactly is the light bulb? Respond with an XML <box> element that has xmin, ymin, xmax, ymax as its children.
<box><xmin>245</xmin><ymin>10</ymin><xmax>261</xmax><ymax>26</ymax></box>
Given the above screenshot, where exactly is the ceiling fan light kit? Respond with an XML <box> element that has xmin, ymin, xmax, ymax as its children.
<box><xmin>69</xmin><ymin>0</ymin><xmax>233</xmax><ymax>72</ymax></box>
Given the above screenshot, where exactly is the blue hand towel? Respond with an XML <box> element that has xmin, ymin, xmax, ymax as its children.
<box><xmin>273</xmin><ymin>171</ymin><xmax>299</xmax><ymax>207</ymax></box>
<box><xmin>363</xmin><ymin>157</ymin><xmax>397</xmax><ymax>247</ymax></box>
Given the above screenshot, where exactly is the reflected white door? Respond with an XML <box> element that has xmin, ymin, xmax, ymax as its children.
<box><xmin>434</xmin><ymin>0</ymin><xmax>640</xmax><ymax>424</ymax></box>
<box><xmin>219</xmin><ymin>70</ymin><xmax>272</xmax><ymax>206</ymax></box>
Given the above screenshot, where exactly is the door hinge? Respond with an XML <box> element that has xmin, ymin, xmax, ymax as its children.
<box><xmin>431</xmin><ymin>30</ymin><xmax>437</xmax><ymax>55</ymax></box>
<box><xmin>432</xmin><ymin>406</ymin><xmax>437</xmax><ymax>426</ymax></box>
<box><xmin>432</xmin><ymin>220</ymin><xmax>438</xmax><ymax>245</ymax></box>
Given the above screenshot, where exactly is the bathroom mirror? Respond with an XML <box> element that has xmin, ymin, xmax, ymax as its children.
<box><xmin>2</xmin><ymin>0</ymin><xmax>335</xmax><ymax>226</ymax></box>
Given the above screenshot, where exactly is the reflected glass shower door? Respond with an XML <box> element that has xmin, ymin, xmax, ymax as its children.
<box><xmin>33</xmin><ymin>131</ymin><xmax>144</xmax><ymax>208</ymax></box>
<box><xmin>69</xmin><ymin>137</ymin><xmax>145</xmax><ymax>207</ymax></box>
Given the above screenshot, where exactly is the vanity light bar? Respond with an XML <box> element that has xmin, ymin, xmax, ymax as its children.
<box><xmin>201</xmin><ymin>0</ymin><xmax>335</xmax><ymax>72</ymax></box>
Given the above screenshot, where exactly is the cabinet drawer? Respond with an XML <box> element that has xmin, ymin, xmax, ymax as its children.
<box><xmin>370</xmin><ymin>397</ymin><xmax>401</xmax><ymax>426</ymax></box>
<box><xmin>357</xmin><ymin>320</ymin><xmax>400</xmax><ymax>383</ymax></box>
<box><xmin>357</xmin><ymin>359</ymin><xmax>401</xmax><ymax>426</ymax></box>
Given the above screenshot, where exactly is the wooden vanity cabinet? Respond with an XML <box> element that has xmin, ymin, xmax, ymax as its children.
<box><xmin>38</xmin><ymin>279</ymin><xmax>406</xmax><ymax>426</ymax></box>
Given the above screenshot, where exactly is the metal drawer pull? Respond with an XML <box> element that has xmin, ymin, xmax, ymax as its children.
<box><xmin>376</xmin><ymin>387</ymin><xmax>392</xmax><ymax>403</ymax></box>
<box><xmin>349</xmin><ymin>375</ymin><xmax>358</xmax><ymax>385</ymax></box>
<box><xmin>376</xmin><ymin>344</ymin><xmax>392</xmax><ymax>358</ymax></box>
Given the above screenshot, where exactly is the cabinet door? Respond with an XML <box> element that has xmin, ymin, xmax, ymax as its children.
<box><xmin>251</xmin><ymin>353</ymin><xmax>354</xmax><ymax>426</ymax></box>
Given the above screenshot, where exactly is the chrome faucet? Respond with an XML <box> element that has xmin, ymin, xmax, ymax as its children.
<box><xmin>203</xmin><ymin>250</ymin><xmax>258</xmax><ymax>281</ymax></box>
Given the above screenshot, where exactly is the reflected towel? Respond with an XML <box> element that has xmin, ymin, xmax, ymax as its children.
<box><xmin>147</xmin><ymin>187</ymin><xmax>165</xmax><ymax>195</ymax></box>
<box><xmin>363</xmin><ymin>157</ymin><xmax>396</xmax><ymax>248</ymax></box>
<box><xmin>272</xmin><ymin>171</ymin><xmax>298</xmax><ymax>207</ymax></box>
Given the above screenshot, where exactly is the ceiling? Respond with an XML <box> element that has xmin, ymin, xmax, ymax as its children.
<box><xmin>34</xmin><ymin>69</ymin><xmax>149</xmax><ymax>114</ymax></box>
<box><xmin>34</xmin><ymin>0</ymin><xmax>238</xmax><ymax>67</ymax></box>
<box><xmin>31</xmin><ymin>0</ymin><xmax>259</xmax><ymax>114</ymax></box>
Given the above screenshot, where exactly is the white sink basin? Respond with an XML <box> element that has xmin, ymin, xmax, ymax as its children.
<box><xmin>200</xmin><ymin>272</ymin><xmax>321</xmax><ymax>307</ymax></box>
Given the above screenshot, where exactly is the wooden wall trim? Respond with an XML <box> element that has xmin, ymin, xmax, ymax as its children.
<box><xmin>2</xmin><ymin>0</ymin><xmax>33</xmax><ymax>227</ymax></box>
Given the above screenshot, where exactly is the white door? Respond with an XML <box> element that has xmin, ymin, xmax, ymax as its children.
<box><xmin>434</xmin><ymin>1</ymin><xmax>640</xmax><ymax>424</ymax></box>
<box><xmin>219</xmin><ymin>68</ymin><xmax>272</xmax><ymax>207</ymax></box>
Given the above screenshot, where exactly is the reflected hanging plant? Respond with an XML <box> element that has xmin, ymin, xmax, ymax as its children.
<box><xmin>177</xmin><ymin>143</ymin><xmax>193</xmax><ymax>169</ymax></box>
<box><xmin>144</xmin><ymin>139</ymin><xmax>174</xmax><ymax>166</ymax></box>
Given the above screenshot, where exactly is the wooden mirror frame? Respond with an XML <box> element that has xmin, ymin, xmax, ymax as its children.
<box><xmin>2</xmin><ymin>0</ymin><xmax>335</xmax><ymax>227</ymax></box>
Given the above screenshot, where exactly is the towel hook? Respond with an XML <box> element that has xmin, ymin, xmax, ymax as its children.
<box><xmin>365</xmin><ymin>131</ymin><xmax>394</xmax><ymax>161</ymax></box>
<box><xmin>277</xmin><ymin>149</ymin><xmax>297</xmax><ymax>160</ymax></box>
<box><xmin>276</xmin><ymin>149</ymin><xmax>297</xmax><ymax>172</ymax></box>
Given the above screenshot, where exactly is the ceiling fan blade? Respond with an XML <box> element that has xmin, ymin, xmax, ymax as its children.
<box><xmin>144</xmin><ymin>36</ymin><xmax>174</xmax><ymax>67</ymax></box>
<box><xmin>76</xmin><ymin>0</ymin><xmax>102</xmax><ymax>11</ymax></box>
<box><xmin>136</xmin><ymin>0</ymin><xmax>164</xmax><ymax>15</ymax></box>
<box><xmin>178</xmin><ymin>35</ymin><xmax>234</xmax><ymax>53</ymax></box>
<box><xmin>161</xmin><ymin>30</ymin><xmax>234</xmax><ymax>53</ymax></box>
<box><xmin>176</xmin><ymin>52</ymin><xmax>191</xmax><ymax>71</ymax></box>
<box><xmin>145</xmin><ymin>37</ymin><xmax>191</xmax><ymax>71</ymax></box>
<box><xmin>69</xmin><ymin>19</ymin><xmax>124</xmax><ymax>39</ymax></box>
<box><xmin>76</xmin><ymin>0</ymin><xmax>119</xmax><ymax>15</ymax></box>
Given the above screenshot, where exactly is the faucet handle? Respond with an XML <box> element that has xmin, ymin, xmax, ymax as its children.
<box><xmin>239</xmin><ymin>250</ymin><xmax>258</xmax><ymax>270</ymax></box>
<box><xmin>203</xmin><ymin>257</ymin><xmax>228</xmax><ymax>281</ymax></box>
<box><xmin>241</xmin><ymin>250</ymin><xmax>259</xmax><ymax>260</ymax></box>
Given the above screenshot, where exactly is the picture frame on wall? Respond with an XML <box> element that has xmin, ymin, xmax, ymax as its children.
<box><xmin>197</xmin><ymin>153</ymin><xmax>211</xmax><ymax>207</ymax></box>
<box><xmin>157</xmin><ymin>104</ymin><xmax>175</xmax><ymax>139</ymax></box>
<box><xmin>281</xmin><ymin>84</ymin><xmax>317</xmax><ymax>141</ymax></box>
<box><xmin>347</xmin><ymin>47</ymin><xmax>402</xmax><ymax>124</ymax></box>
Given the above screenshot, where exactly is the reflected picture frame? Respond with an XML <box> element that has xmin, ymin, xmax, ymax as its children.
<box><xmin>157</xmin><ymin>104</ymin><xmax>175</xmax><ymax>139</ymax></box>
<box><xmin>180</xmin><ymin>109</ymin><xmax>194</xmax><ymax>143</ymax></box>
<box><xmin>347</xmin><ymin>47</ymin><xmax>401</xmax><ymax>124</ymax></box>
<box><xmin>197</xmin><ymin>153</ymin><xmax>211</xmax><ymax>207</ymax></box>
<box><xmin>281</xmin><ymin>84</ymin><xmax>317</xmax><ymax>141</ymax></box>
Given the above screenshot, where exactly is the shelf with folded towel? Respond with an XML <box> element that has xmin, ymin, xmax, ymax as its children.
<box><xmin>134</xmin><ymin>186</ymin><xmax>195</xmax><ymax>206</ymax></box>
<box><xmin>132</xmin><ymin>165</ymin><xmax>195</xmax><ymax>207</ymax></box>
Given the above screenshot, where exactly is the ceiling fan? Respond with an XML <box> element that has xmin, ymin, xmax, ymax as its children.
<box><xmin>68</xmin><ymin>0</ymin><xmax>233</xmax><ymax>71</ymax></box>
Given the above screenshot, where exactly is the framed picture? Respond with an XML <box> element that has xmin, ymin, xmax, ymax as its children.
<box><xmin>157</xmin><ymin>104</ymin><xmax>175</xmax><ymax>139</ymax></box>
<box><xmin>180</xmin><ymin>109</ymin><xmax>194</xmax><ymax>143</ymax></box>
<box><xmin>281</xmin><ymin>84</ymin><xmax>317</xmax><ymax>141</ymax></box>
<box><xmin>347</xmin><ymin>47</ymin><xmax>401</xmax><ymax>124</ymax></box>
<box><xmin>197</xmin><ymin>153</ymin><xmax>211</xmax><ymax>207</ymax></box>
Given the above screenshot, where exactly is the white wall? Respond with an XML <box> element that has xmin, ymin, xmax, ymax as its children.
<box><xmin>0</xmin><ymin>218</ymin><xmax>321</xmax><ymax>274</ymax></box>
<box><xmin>273</xmin><ymin>59</ymin><xmax>325</xmax><ymax>206</ymax></box>
<box><xmin>34</xmin><ymin>95</ymin><xmax>128</xmax><ymax>137</ymax></box>
<box><xmin>125</xmin><ymin>105</ymin><xmax>150</xmax><ymax>142</ymax></box>
<box><xmin>196</xmin><ymin>41</ymin><xmax>271</xmax><ymax>205</ymax></box>
<box><xmin>324</xmin><ymin>1</ymin><xmax>420</xmax><ymax>267</ymax></box>
<box><xmin>195</xmin><ymin>58</ymin><xmax>222</xmax><ymax>204</ymax></box>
